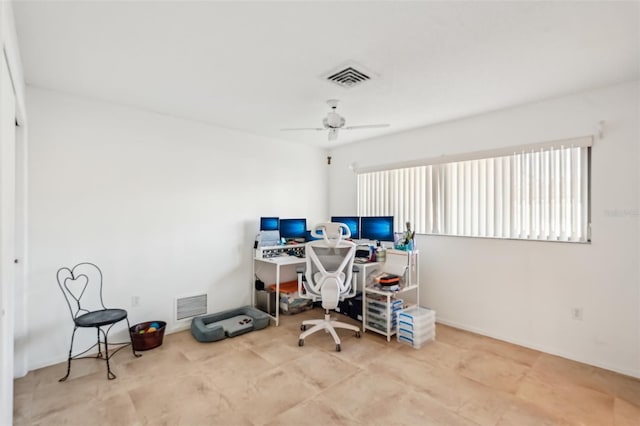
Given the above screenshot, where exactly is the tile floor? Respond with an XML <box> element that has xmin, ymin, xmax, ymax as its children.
<box><xmin>13</xmin><ymin>308</ymin><xmax>640</xmax><ymax>425</ymax></box>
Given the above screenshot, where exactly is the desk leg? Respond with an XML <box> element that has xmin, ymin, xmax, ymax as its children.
<box><xmin>251</xmin><ymin>257</ymin><xmax>256</xmax><ymax>309</ymax></box>
<box><xmin>362</xmin><ymin>296</ymin><xmax>367</xmax><ymax>334</ymax></box>
<box><xmin>387</xmin><ymin>292</ymin><xmax>391</xmax><ymax>342</ymax></box>
<box><xmin>275</xmin><ymin>264</ymin><xmax>280</xmax><ymax>326</ymax></box>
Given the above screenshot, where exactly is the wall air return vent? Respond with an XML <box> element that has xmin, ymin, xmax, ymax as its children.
<box><xmin>323</xmin><ymin>62</ymin><xmax>374</xmax><ymax>89</ymax></box>
<box><xmin>175</xmin><ymin>294</ymin><xmax>207</xmax><ymax>321</ymax></box>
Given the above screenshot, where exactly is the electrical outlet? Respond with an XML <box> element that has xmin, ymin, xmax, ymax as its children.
<box><xmin>131</xmin><ymin>296</ymin><xmax>140</xmax><ymax>307</ymax></box>
<box><xmin>571</xmin><ymin>307</ymin><xmax>583</xmax><ymax>321</ymax></box>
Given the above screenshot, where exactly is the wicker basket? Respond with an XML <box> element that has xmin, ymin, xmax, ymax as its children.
<box><xmin>130</xmin><ymin>321</ymin><xmax>166</xmax><ymax>351</ymax></box>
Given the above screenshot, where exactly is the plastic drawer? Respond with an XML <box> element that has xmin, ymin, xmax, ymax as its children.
<box><xmin>398</xmin><ymin>317</ymin><xmax>434</xmax><ymax>331</ymax></box>
<box><xmin>366</xmin><ymin>305</ymin><xmax>386</xmax><ymax>316</ymax></box>
<box><xmin>397</xmin><ymin>307</ymin><xmax>435</xmax><ymax>326</ymax></box>
<box><xmin>398</xmin><ymin>333</ymin><xmax>435</xmax><ymax>349</ymax></box>
<box><xmin>368</xmin><ymin>313</ymin><xmax>399</xmax><ymax>325</ymax></box>
<box><xmin>368</xmin><ymin>314</ymin><xmax>401</xmax><ymax>324</ymax></box>
<box><xmin>398</xmin><ymin>321</ymin><xmax>435</xmax><ymax>334</ymax></box>
<box><xmin>367</xmin><ymin>314</ymin><xmax>397</xmax><ymax>326</ymax></box>
<box><xmin>398</xmin><ymin>333</ymin><xmax>435</xmax><ymax>347</ymax></box>
<box><xmin>368</xmin><ymin>309</ymin><xmax>402</xmax><ymax>317</ymax></box>
<box><xmin>367</xmin><ymin>321</ymin><xmax>393</xmax><ymax>333</ymax></box>
<box><xmin>366</xmin><ymin>298</ymin><xmax>403</xmax><ymax>311</ymax></box>
<box><xmin>398</xmin><ymin>327</ymin><xmax>436</xmax><ymax>344</ymax></box>
<box><xmin>367</xmin><ymin>305</ymin><xmax>402</xmax><ymax>319</ymax></box>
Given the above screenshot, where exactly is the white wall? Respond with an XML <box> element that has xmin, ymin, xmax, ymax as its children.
<box><xmin>329</xmin><ymin>81</ymin><xmax>640</xmax><ymax>378</ymax></box>
<box><xmin>26</xmin><ymin>87</ymin><xmax>328</xmax><ymax>370</ymax></box>
<box><xmin>0</xmin><ymin>54</ymin><xmax>16</xmax><ymax>426</ymax></box>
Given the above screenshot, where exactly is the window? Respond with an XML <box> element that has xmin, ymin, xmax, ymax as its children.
<box><xmin>357</xmin><ymin>138</ymin><xmax>591</xmax><ymax>243</ymax></box>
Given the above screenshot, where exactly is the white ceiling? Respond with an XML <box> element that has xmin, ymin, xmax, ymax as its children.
<box><xmin>12</xmin><ymin>1</ymin><xmax>640</xmax><ymax>147</ymax></box>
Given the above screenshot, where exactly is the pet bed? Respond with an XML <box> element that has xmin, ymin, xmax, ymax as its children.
<box><xmin>190</xmin><ymin>305</ymin><xmax>270</xmax><ymax>342</ymax></box>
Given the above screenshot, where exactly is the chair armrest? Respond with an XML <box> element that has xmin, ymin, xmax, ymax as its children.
<box><xmin>346</xmin><ymin>268</ymin><xmax>358</xmax><ymax>298</ymax></box>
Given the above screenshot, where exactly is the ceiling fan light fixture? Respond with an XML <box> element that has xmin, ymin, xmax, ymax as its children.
<box><xmin>280</xmin><ymin>99</ymin><xmax>389</xmax><ymax>142</ymax></box>
<box><xmin>324</xmin><ymin>112</ymin><xmax>345</xmax><ymax>129</ymax></box>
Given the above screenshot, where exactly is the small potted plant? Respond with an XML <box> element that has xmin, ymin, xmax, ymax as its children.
<box><xmin>395</xmin><ymin>222</ymin><xmax>415</xmax><ymax>251</ymax></box>
<box><xmin>403</xmin><ymin>222</ymin><xmax>416</xmax><ymax>250</ymax></box>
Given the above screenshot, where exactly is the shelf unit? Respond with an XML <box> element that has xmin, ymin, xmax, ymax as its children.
<box><xmin>353</xmin><ymin>261</ymin><xmax>382</xmax><ymax>293</ymax></box>
<box><xmin>362</xmin><ymin>250</ymin><xmax>419</xmax><ymax>341</ymax></box>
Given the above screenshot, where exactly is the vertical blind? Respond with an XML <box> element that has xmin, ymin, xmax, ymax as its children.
<box><xmin>357</xmin><ymin>143</ymin><xmax>591</xmax><ymax>243</ymax></box>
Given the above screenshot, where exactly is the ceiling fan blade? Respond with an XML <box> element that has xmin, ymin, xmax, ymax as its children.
<box><xmin>343</xmin><ymin>124</ymin><xmax>390</xmax><ymax>130</ymax></box>
<box><xmin>328</xmin><ymin>129</ymin><xmax>338</xmax><ymax>141</ymax></box>
<box><xmin>280</xmin><ymin>127</ymin><xmax>326</xmax><ymax>131</ymax></box>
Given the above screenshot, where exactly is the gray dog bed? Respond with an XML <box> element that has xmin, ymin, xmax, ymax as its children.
<box><xmin>190</xmin><ymin>305</ymin><xmax>270</xmax><ymax>342</ymax></box>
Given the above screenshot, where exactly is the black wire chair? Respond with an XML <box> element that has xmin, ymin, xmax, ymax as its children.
<box><xmin>57</xmin><ymin>262</ymin><xmax>141</xmax><ymax>381</ymax></box>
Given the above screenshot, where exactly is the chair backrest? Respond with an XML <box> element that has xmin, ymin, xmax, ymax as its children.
<box><xmin>302</xmin><ymin>223</ymin><xmax>356</xmax><ymax>309</ymax></box>
<box><xmin>57</xmin><ymin>262</ymin><xmax>107</xmax><ymax>320</ymax></box>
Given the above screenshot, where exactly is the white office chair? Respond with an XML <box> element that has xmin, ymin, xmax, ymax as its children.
<box><xmin>297</xmin><ymin>222</ymin><xmax>361</xmax><ymax>351</ymax></box>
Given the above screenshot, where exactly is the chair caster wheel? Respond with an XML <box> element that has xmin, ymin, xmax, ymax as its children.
<box><xmin>300</xmin><ymin>324</ymin><xmax>307</xmax><ymax>331</ymax></box>
<box><xmin>355</xmin><ymin>331</ymin><xmax>361</xmax><ymax>338</ymax></box>
<box><xmin>336</xmin><ymin>344</ymin><xmax>341</xmax><ymax>352</ymax></box>
<box><xmin>298</xmin><ymin>339</ymin><xmax>304</xmax><ymax>347</ymax></box>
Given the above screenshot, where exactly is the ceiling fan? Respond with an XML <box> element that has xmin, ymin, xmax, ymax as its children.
<box><xmin>281</xmin><ymin>99</ymin><xmax>390</xmax><ymax>141</ymax></box>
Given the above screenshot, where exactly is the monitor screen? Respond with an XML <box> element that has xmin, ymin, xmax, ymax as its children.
<box><xmin>360</xmin><ymin>216</ymin><xmax>395</xmax><ymax>242</ymax></box>
<box><xmin>305</xmin><ymin>229</ymin><xmax>323</xmax><ymax>241</ymax></box>
<box><xmin>331</xmin><ymin>216</ymin><xmax>360</xmax><ymax>239</ymax></box>
<box><xmin>279</xmin><ymin>218</ymin><xmax>307</xmax><ymax>240</ymax></box>
<box><xmin>260</xmin><ymin>217</ymin><xmax>279</xmax><ymax>231</ymax></box>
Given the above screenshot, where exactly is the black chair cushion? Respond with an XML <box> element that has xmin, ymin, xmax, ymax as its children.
<box><xmin>75</xmin><ymin>308</ymin><xmax>128</xmax><ymax>327</ymax></box>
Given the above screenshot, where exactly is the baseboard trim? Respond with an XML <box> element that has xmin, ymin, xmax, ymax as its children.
<box><xmin>166</xmin><ymin>322</ymin><xmax>191</xmax><ymax>334</ymax></box>
<box><xmin>435</xmin><ymin>317</ymin><xmax>640</xmax><ymax>379</ymax></box>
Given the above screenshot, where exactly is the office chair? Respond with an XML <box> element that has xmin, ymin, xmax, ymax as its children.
<box><xmin>57</xmin><ymin>262</ymin><xmax>140</xmax><ymax>381</ymax></box>
<box><xmin>297</xmin><ymin>223</ymin><xmax>361</xmax><ymax>351</ymax></box>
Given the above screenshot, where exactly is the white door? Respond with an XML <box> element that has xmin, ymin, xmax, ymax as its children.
<box><xmin>0</xmin><ymin>51</ymin><xmax>17</xmax><ymax>426</ymax></box>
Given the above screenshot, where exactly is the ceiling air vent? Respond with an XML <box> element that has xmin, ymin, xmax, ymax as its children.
<box><xmin>323</xmin><ymin>63</ymin><xmax>373</xmax><ymax>89</ymax></box>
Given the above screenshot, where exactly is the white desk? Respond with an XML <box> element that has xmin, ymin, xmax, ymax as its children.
<box><xmin>253</xmin><ymin>255</ymin><xmax>306</xmax><ymax>326</ymax></box>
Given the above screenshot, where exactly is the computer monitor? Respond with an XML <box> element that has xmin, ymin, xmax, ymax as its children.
<box><xmin>360</xmin><ymin>216</ymin><xmax>395</xmax><ymax>242</ymax></box>
<box><xmin>331</xmin><ymin>216</ymin><xmax>360</xmax><ymax>240</ymax></box>
<box><xmin>260</xmin><ymin>217</ymin><xmax>279</xmax><ymax>231</ymax></box>
<box><xmin>279</xmin><ymin>218</ymin><xmax>307</xmax><ymax>240</ymax></box>
<box><xmin>305</xmin><ymin>229</ymin><xmax>323</xmax><ymax>241</ymax></box>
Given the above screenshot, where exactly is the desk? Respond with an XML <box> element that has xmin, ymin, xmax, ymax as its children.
<box><xmin>252</xmin><ymin>255</ymin><xmax>306</xmax><ymax>326</ymax></box>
